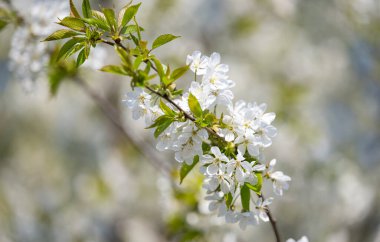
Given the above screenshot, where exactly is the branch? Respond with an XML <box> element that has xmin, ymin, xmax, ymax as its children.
<box><xmin>261</xmin><ymin>194</ymin><xmax>282</xmax><ymax>242</ymax></box>
<box><xmin>101</xmin><ymin>37</ymin><xmax>281</xmax><ymax>241</ymax></box>
<box><xmin>74</xmin><ymin>77</ymin><xmax>172</xmax><ymax>176</ymax></box>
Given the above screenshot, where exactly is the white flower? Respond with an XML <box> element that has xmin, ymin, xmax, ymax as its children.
<box><xmin>204</xmin><ymin>52</ymin><xmax>229</xmax><ymax>81</ymax></box>
<box><xmin>173</xmin><ymin>123</ymin><xmax>208</xmax><ymax>165</ymax></box>
<box><xmin>156</xmin><ymin>122</ymin><xmax>179</xmax><ymax>151</ymax></box>
<box><xmin>188</xmin><ymin>82</ymin><xmax>214</xmax><ymax>109</ymax></box>
<box><xmin>186</xmin><ymin>51</ymin><xmax>209</xmax><ymax>75</ymax></box>
<box><xmin>200</xmin><ymin>147</ymin><xmax>229</xmax><ymax>175</ymax></box>
<box><xmin>266</xmin><ymin>159</ymin><xmax>291</xmax><ymax>196</ymax></box>
<box><xmin>247</xmin><ymin>102</ymin><xmax>276</xmax><ymax>127</ymax></box>
<box><xmin>145</xmin><ymin>105</ymin><xmax>164</xmax><ymax>126</ymax></box>
<box><xmin>208</xmin><ymin>195</ymin><xmax>228</xmax><ymax>217</ymax></box>
<box><xmin>203</xmin><ymin>168</ymin><xmax>234</xmax><ymax>194</ymax></box>
<box><xmin>234</xmin><ymin>134</ymin><xmax>260</xmax><ymax>157</ymax></box>
<box><xmin>254</xmin><ymin>197</ymin><xmax>273</xmax><ymax>222</ymax></box>
<box><xmin>237</xmin><ymin>212</ymin><xmax>259</xmax><ymax>230</ymax></box>
<box><xmin>286</xmin><ymin>236</ymin><xmax>309</xmax><ymax>242</ymax></box>
<box><xmin>123</xmin><ymin>88</ymin><xmax>152</xmax><ymax>120</ymax></box>
<box><xmin>208</xmin><ymin>88</ymin><xmax>234</xmax><ymax>107</ymax></box>
<box><xmin>218</xmin><ymin>114</ymin><xmax>239</xmax><ymax>142</ymax></box>
<box><xmin>226</xmin><ymin>152</ymin><xmax>253</xmax><ymax>184</ymax></box>
<box><xmin>254</xmin><ymin>124</ymin><xmax>277</xmax><ymax>148</ymax></box>
<box><xmin>8</xmin><ymin>1</ymin><xmax>68</xmax><ymax>91</ymax></box>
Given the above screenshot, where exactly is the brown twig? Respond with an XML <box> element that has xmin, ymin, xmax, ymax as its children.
<box><xmin>260</xmin><ymin>194</ymin><xmax>281</xmax><ymax>242</ymax></box>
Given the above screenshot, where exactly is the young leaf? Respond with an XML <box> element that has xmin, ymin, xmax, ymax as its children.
<box><xmin>188</xmin><ymin>93</ymin><xmax>203</xmax><ymax>118</ymax></box>
<box><xmin>180</xmin><ymin>155</ymin><xmax>199</xmax><ymax>184</ymax></box>
<box><xmin>58</xmin><ymin>17</ymin><xmax>86</xmax><ymax>32</ymax></box>
<box><xmin>120</xmin><ymin>25</ymin><xmax>144</xmax><ymax>35</ymax></box>
<box><xmin>151</xmin><ymin>57</ymin><xmax>164</xmax><ymax>78</ymax></box>
<box><xmin>171</xmin><ymin>65</ymin><xmax>189</xmax><ymax>81</ymax></box>
<box><xmin>240</xmin><ymin>184</ymin><xmax>251</xmax><ymax>211</ymax></box>
<box><xmin>159</xmin><ymin>100</ymin><xmax>175</xmax><ymax>116</ymax></box>
<box><xmin>245</xmin><ymin>173</ymin><xmax>263</xmax><ymax>195</ymax></box>
<box><xmin>146</xmin><ymin>115</ymin><xmax>171</xmax><ymax>129</ymax></box>
<box><xmin>129</xmin><ymin>33</ymin><xmax>139</xmax><ymax>46</ymax></box>
<box><xmin>82</xmin><ymin>0</ymin><xmax>92</xmax><ymax>18</ymax></box>
<box><xmin>69</xmin><ymin>0</ymin><xmax>81</xmax><ymax>18</ymax></box>
<box><xmin>76</xmin><ymin>49</ymin><xmax>86</xmax><ymax>67</ymax></box>
<box><xmin>225</xmin><ymin>192</ymin><xmax>233</xmax><ymax>208</ymax></box>
<box><xmin>120</xmin><ymin>3</ymin><xmax>141</xmax><ymax>28</ymax></box>
<box><xmin>44</xmin><ymin>29</ymin><xmax>80</xmax><ymax>41</ymax></box>
<box><xmin>102</xmin><ymin>8</ymin><xmax>117</xmax><ymax>32</ymax></box>
<box><xmin>202</xmin><ymin>113</ymin><xmax>216</xmax><ymax>127</ymax></box>
<box><xmin>151</xmin><ymin>34</ymin><xmax>180</xmax><ymax>50</ymax></box>
<box><xmin>133</xmin><ymin>56</ymin><xmax>143</xmax><ymax>70</ymax></box>
<box><xmin>100</xmin><ymin>65</ymin><xmax>127</xmax><ymax>75</ymax></box>
<box><xmin>154</xmin><ymin>118</ymin><xmax>173</xmax><ymax>138</ymax></box>
<box><xmin>88</xmin><ymin>10</ymin><xmax>110</xmax><ymax>31</ymax></box>
<box><xmin>57</xmin><ymin>38</ymin><xmax>80</xmax><ymax>61</ymax></box>
<box><xmin>116</xmin><ymin>46</ymin><xmax>132</xmax><ymax>68</ymax></box>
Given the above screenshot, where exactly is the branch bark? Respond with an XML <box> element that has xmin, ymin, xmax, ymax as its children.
<box><xmin>260</xmin><ymin>194</ymin><xmax>282</xmax><ymax>242</ymax></box>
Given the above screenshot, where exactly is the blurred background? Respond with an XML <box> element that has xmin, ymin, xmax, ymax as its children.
<box><xmin>0</xmin><ymin>0</ymin><xmax>380</xmax><ymax>241</ymax></box>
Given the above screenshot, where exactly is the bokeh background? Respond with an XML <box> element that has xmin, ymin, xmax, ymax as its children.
<box><xmin>0</xmin><ymin>0</ymin><xmax>380</xmax><ymax>241</ymax></box>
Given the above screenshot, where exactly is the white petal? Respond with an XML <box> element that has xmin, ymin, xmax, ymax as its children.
<box><xmin>207</xmin><ymin>164</ymin><xmax>219</xmax><ymax>175</ymax></box>
<box><xmin>262</xmin><ymin>112</ymin><xmax>276</xmax><ymax>124</ymax></box>
<box><xmin>211</xmin><ymin>146</ymin><xmax>221</xmax><ymax>157</ymax></box>
<box><xmin>259</xmin><ymin>211</ymin><xmax>269</xmax><ymax>222</ymax></box>
<box><xmin>265</xmin><ymin>125</ymin><xmax>277</xmax><ymax>137</ymax></box>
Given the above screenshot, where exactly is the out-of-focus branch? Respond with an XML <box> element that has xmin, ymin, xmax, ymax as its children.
<box><xmin>74</xmin><ymin>77</ymin><xmax>172</xmax><ymax>176</ymax></box>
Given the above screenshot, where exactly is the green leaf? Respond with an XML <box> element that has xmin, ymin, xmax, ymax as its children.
<box><xmin>171</xmin><ymin>89</ymin><xmax>183</xmax><ymax>97</ymax></box>
<box><xmin>89</xmin><ymin>10</ymin><xmax>110</xmax><ymax>31</ymax></box>
<box><xmin>146</xmin><ymin>115</ymin><xmax>170</xmax><ymax>128</ymax></box>
<box><xmin>151</xmin><ymin>57</ymin><xmax>164</xmax><ymax>78</ymax></box>
<box><xmin>179</xmin><ymin>155</ymin><xmax>199</xmax><ymax>184</ymax></box>
<box><xmin>151</xmin><ymin>34</ymin><xmax>180</xmax><ymax>50</ymax></box>
<box><xmin>146</xmin><ymin>114</ymin><xmax>174</xmax><ymax>138</ymax></box>
<box><xmin>100</xmin><ymin>65</ymin><xmax>127</xmax><ymax>75</ymax></box>
<box><xmin>245</xmin><ymin>173</ymin><xmax>263</xmax><ymax>195</ymax></box>
<box><xmin>161</xmin><ymin>77</ymin><xmax>171</xmax><ymax>86</ymax></box>
<box><xmin>69</xmin><ymin>0</ymin><xmax>81</xmax><ymax>18</ymax></box>
<box><xmin>58</xmin><ymin>17</ymin><xmax>86</xmax><ymax>32</ymax></box>
<box><xmin>102</xmin><ymin>8</ymin><xmax>117</xmax><ymax>32</ymax></box>
<box><xmin>171</xmin><ymin>65</ymin><xmax>189</xmax><ymax>81</ymax></box>
<box><xmin>76</xmin><ymin>49</ymin><xmax>86</xmax><ymax>67</ymax></box>
<box><xmin>225</xmin><ymin>192</ymin><xmax>233</xmax><ymax>208</ymax></box>
<box><xmin>57</xmin><ymin>38</ymin><xmax>80</xmax><ymax>61</ymax></box>
<box><xmin>133</xmin><ymin>56</ymin><xmax>143</xmax><ymax>70</ymax></box>
<box><xmin>116</xmin><ymin>46</ymin><xmax>132</xmax><ymax>68</ymax></box>
<box><xmin>240</xmin><ymin>184</ymin><xmax>251</xmax><ymax>212</ymax></box>
<box><xmin>129</xmin><ymin>33</ymin><xmax>139</xmax><ymax>46</ymax></box>
<box><xmin>44</xmin><ymin>29</ymin><xmax>80</xmax><ymax>41</ymax></box>
<box><xmin>202</xmin><ymin>113</ymin><xmax>216</xmax><ymax>127</ymax></box>
<box><xmin>159</xmin><ymin>100</ymin><xmax>175</xmax><ymax>116</ymax></box>
<box><xmin>188</xmin><ymin>93</ymin><xmax>203</xmax><ymax>118</ymax></box>
<box><xmin>120</xmin><ymin>3</ymin><xmax>141</xmax><ymax>28</ymax></box>
<box><xmin>119</xmin><ymin>25</ymin><xmax>144</xmax><ymax>35</ymax></box>
<box><xmin>82</xmin><ymin>0</ymin><xmax>92</xmax><ymax>18</ymax></box>
<box><xmin>154</xmin><ymin>118</ymin><xmax>173</xmax><ymax>138</ymax></box>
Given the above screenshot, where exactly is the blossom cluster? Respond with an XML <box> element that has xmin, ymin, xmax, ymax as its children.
<box><xmin>7</xmin><ymin>0</ymin><xmax>107</xmax><ymax>92</ymax></box>
<box><xmin>123</xmin><ymin>51</ymin><xmax>291</xmax><ymax>229</ymax></box>
<box><xmin>8</xmin><ymin>1</ymin><xmax>67</xmax><ymax>91</ymax></box>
